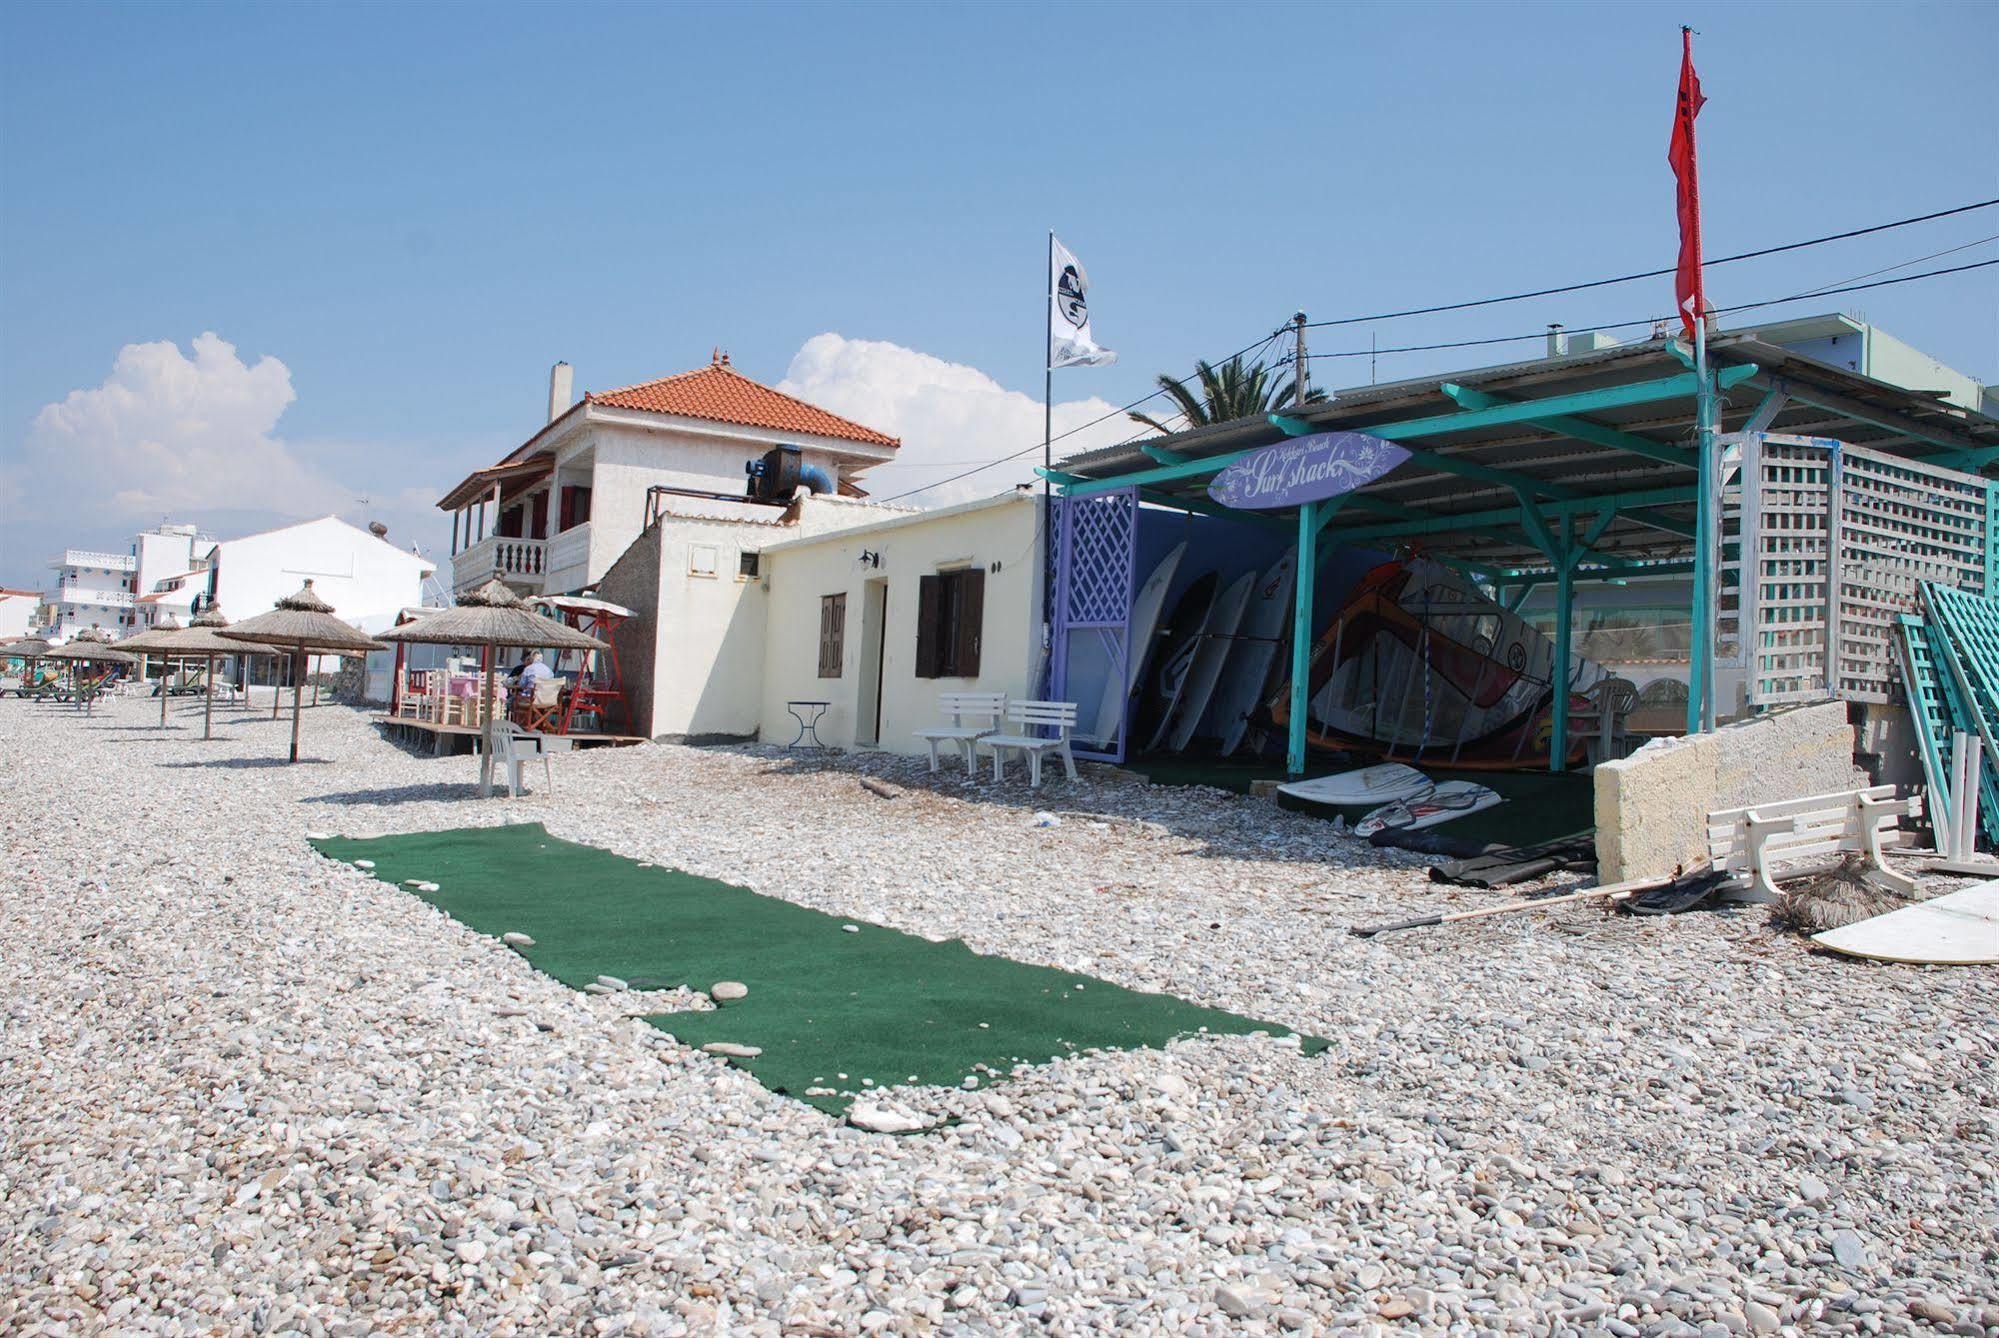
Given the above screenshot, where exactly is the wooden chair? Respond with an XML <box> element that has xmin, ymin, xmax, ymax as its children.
<box><xmin>1708</xmin><ymin>784</ymin><xmax>1918</xmax><ymax>902</ymax></box>
<box><xmin>914</xmin><ymin>691</ymin><xmax>1006</xmax><ymax>773</ymax></box>
<box><xmin>976</xmin><ymin>700</ymin><xmax>1079</xmax><ymax>788</ymax></box>
<box><xmin>516</xmin><ymin>676</ymin><xmax>567</xmax><ymax>733</ymax></box>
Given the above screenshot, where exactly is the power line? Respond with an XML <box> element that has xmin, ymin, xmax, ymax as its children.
<box><xmin>1301</xmin><ymin>197</ymin><xmax>1999</xmax><ymax>330</ymax></box>
<box><xmin>876</xmin><ymin>222</ymin><xmax>1997</xmax><ymax>504</ymax></box>
<box><xmin>1302</xmin><ymin>253</ymin><xmax>1999</xmax><ymax>364</ymax></box>
<box><xmin>869</xmin><ymin>327</ymin><xmax>1289</xmax><ymax>505</ymax></box>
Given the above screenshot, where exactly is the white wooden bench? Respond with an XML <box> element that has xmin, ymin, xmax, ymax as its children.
<box><xmin>976</xmin><ymin>700</ymin><xmax>1079</xmax><ymax>788</ymax></box>
<box><xmin>913</xmin><ymin>691</ymin><xmax>1007</xmax><ymax>773</ymax></box>
<box><xmin>1708</xmin><ymin>784</ymin><xmax>1918</xmax><ymax>901</ymax></box>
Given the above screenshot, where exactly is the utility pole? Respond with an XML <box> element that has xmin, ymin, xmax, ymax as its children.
<box><xmin>1291</xmin><ymin>311</ymin><xmax>1309</xmax><ymax>406</ymax></box>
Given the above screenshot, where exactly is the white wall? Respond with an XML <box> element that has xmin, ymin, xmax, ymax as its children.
<box><xmin>578</xmin><ymin>419</ymin><xmax>852</xmax><ymax>590</ymax></box>
<box><xmin>0</xmin><ymin>593</ymin><xmax>34</xmax><ymax>641</ymax></box>
<box><xmin>759</xmin><ymin>492</ymin><xmax>1043</xmax><ymax>754</ymax></box>
<box><xmin>212</xmin><ymin>516</ymin><xmax>435</xmax><ymax>631</ymax></box>
<box><xmin>643</xmin><ymin>516</ymin><xmax>775</xmax><ymax>737</ymax></box>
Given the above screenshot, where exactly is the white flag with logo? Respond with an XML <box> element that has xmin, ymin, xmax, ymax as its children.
<box><xmin>1048</xmin><ymin>236</ymin><xmax>1117</xmax><ymax>369</ymax></box>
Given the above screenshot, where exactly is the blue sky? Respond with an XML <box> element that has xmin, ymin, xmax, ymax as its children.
<box><xmin>2</xmin><ymin>0</ymin><xmax>1994</xmax><ymax>588</ymax></box>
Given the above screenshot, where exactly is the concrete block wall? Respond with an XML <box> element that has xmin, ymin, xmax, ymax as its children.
<box><xmin>1593</xmin><ymin>700</ymin><xmax>1867</xmax><ymax>883</ymax></box>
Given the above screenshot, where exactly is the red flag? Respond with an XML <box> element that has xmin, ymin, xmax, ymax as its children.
<box><xmin>1668</xmin><ymin>26</ymin><xmax>1707</xmax><ymax>340</ymax></box>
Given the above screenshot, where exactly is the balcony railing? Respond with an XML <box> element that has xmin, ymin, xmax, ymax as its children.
<box><xmin>546</xmin><ymin>523</ymin><xmax>592</xmax><ymax>583</ymax></box>
<box><xmin>56</xmin><ymin>584</ymin><xmax>135</xmax><ymax>606</ymax></box>
<box><xmin>453</xmin><ymin>535</ymin><xmax>547</xmax><ymax>593</ymax></box>
<box><xmin>58</xmin><ymin>550</ymin><xmax>137</xmax><ymax>571</ymax></box>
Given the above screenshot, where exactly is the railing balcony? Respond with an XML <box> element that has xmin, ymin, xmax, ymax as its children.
<box><xmin>56</xmin><ymin>584</ymin><xmax>135</xmax><ymax>606</ymax></box>
<box><xmin>57</xmin><ymin>550</ymin><xmax>137</xmax><ymax>571</ymax></box>
<box><xmin>453</xmin><ymin>535</ymin><xmax>547</xmax><ymax>593</ymax></box>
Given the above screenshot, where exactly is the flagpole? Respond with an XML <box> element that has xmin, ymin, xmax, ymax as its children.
<box><xmin>1043</xmin><ymin>229</ymin><xmax>1055</xmax><ymax>491</ymax></box>
<box><xmin>1043</xmin><ymin>229</ymin><xmax>1056</xmax><ymax>687</ymax></box>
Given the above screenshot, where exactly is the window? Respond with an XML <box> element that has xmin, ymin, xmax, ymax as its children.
<box><xmin>738</xmin><ymin>551</ymin><xmax>760</xmax><ymax>580</ymax></box>
<box><xmin>689</xmin><ymin>544</ymin><xmax>719</xmax><ymax>578</ymax></box>
<box><xmin>818</xmin><ymin>594</ymin><xmax>846</xmax><ymax>678</ymax></box>
<box><xmin>558</xmin><ymin>485</ymin><xmax>593</xmax><ymax>531</ymax></box>
<box><xmin>915</xmin><ymin>567</ymin><xmax>985</xmax><ymax>679</ymax></box>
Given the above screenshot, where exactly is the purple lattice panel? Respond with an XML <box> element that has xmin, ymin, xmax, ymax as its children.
<box><xmin>1063</xmin><ymin>492</ymin><xmax>1136</xmax><ymax>626</ymax></box>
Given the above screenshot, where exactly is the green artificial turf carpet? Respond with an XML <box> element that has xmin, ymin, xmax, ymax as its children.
<box><xmin>311</xmin><ymin>823</ymin><xmax>1323</xmax><ymax>1115</ymax></box>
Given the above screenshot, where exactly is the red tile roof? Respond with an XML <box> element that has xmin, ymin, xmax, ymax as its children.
<box><xmin>587</xmin><ymin>356</ymin><xmax>898</xmax><ymax>449</ymax></box>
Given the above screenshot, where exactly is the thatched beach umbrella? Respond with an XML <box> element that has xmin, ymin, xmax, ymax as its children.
<box><xmin>144</xmin><ymin>606</ymin><xmax>285</xmax><ymax>741</ymax></box>
<box><xmin>377</xmin><ymin>579</ymin><xmax>607</xmax><ymax>795</ymax></box>
<box><xmin>217</xmin><ymin>581</ymin><xmax>385</xmax><ymax>763</ymax></box>
<box><xmin>44</xmin><ymin>627</ymin><xmax>136</xmax><ymax>713</ymax></box>
<box><xmin>120</xmin><ymin>616</ymin><xmax>192</xmax><ymax>726</ymax></box>
<box><xmin>2</xmin><ymin>636</ymin><xmax>52</xmax><ymax>689</ymax></box>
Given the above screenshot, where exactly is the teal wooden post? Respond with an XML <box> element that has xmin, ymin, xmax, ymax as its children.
<box><xmin>1688</xmin><ymin>339</ymin><xmax>1719</xmax><ymax>734</ymax></box>
<box><xmin>1551</xmin><ymin>543</ymin><xmax>1574</xmax><ymax>773</ymax></box>
<box><xmin>1288</xmin><ymin>500</ymin><xmax>1319</xmax><ymax>777</ymax></box>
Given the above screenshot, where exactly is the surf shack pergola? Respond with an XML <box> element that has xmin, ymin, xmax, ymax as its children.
<box><xmin>1044</xmin><ymin>331</ymin><xmax>1999</xmax><ymax>775</ymax></box>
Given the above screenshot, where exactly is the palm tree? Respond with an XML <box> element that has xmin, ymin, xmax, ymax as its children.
<box><xmin>1128</xmin><ymin>355</ymin><xmax>1322</xmax><ymax>436</ymax></box>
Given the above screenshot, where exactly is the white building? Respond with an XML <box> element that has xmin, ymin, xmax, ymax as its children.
<box><xmin>203</xmin><ymin>516</ymin><xmax>436</xmax><ymax>632</ymax></box>
<box><xmin>445</xmin><ymin>352</ymin><xmax>906</xmax><ymax>739</ymax></box>
<box><xmin>437</xmin><ymin>353</ymin><xmax>901</xmax><ymax>599</ymax></box>
<box><xmin>43</xmin><ymin>546</ymin><xmax>138</xmax><ymax>638</ymax></box>
<box><xmin>757</xmin><ymin>491</ymin><xmax>1045</xmax><ymax>754</ymax></box>
<box><xmin>0</xmin><ymin>587</ymin><xmax>38</xmax><ymax>641</ymax></box>
<box><xmin>40</xmin><ymin>521</ymin><xmax>210</xmax><ymax>639</ymax></box>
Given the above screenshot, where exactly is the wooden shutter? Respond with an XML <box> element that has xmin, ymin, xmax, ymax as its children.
<box><xmin>915</xmin><ymin>574</ymin><xmax>943</xmax><ymax>678</ymax></box>
<box><xmin>818</xmin><ymin>594</ymin><xmax>846</xmax><ymax>678</ymax></box>
<box><xmin>530</xmin><ymin>492</ymin><xmax>549</xmax><ymax>538</ymax></box>
<box><xmin>951</xmin><ymin>569</ymin><xmax>984</xmax><ymax>678</ymax></box>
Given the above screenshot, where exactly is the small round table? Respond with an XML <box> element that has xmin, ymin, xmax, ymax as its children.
<box><xmin>785</xmin><ymin>699</ymin><xmax>831</xmax><ymax>749</ymax></box>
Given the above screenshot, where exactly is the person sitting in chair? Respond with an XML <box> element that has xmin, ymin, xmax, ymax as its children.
<box><xmin>512</xmin><ymin>651</ymin><xmax>553</xmax><ymax>692</ymax></box>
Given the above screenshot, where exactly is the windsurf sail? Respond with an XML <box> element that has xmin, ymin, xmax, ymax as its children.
<box><xmin>1269</xmin><ymin>556</ymin><xmax>1606</xmax><ymax>763</ymax></box>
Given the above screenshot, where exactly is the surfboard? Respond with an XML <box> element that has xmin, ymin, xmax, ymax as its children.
<box><xmin>1089</xmin><ymin>541</ymin><xmax>1184</xmax><ymax>747</ymax></box>
<box><xmin>1140</xmin><ymin>571</ymin><xmax>1219</xmax><ymax>753</ymax></box>
<box><xmin>1166</xmin><ymin>569</ymin><xmax>1255</xmax><ymax>753</ymax></box>
<box><xmin>1208</xmin><ymin>550</ymin><xmax>1295</xmax><ymax>757</ymax></box>
<box><xmin>1276</xmin><ymin>763</ymin><xmax>1434</xmax><ymax>812</ymax></box>
<box><xmin>1353</xmin><ymin>780</ymin><xmax>1504</xmax><ymax>837</ymax></box>
<box><xmin>1811</xmin><ymin>881</ymin><xmax>1999</xmax><ymax>964</ymax></box>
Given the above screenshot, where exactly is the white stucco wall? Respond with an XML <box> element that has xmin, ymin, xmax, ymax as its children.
<box><xmin>211</xmin><ymin>516</ymin><xmax>436</xmax><ymax>632</ymax></box>
<box><xmin>577</xmin><ymin>419</ymin><xmax>853</xmax><ymax>590</ymax></box>
<box><xmin>759</xmin><ymin>492</ymin><xmax>1044</xmax><ymax>754</ymax></box>
<box><xmin>0</xmin><ymin>592</ymin><xmax>35</xmax><ymax>641</ymax></box>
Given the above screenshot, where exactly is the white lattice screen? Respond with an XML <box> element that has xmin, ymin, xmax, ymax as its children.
<box><xmin>1718</xmin><ymin>433</ymin><xmax>1995</xmax><ymax>709</ymax></box>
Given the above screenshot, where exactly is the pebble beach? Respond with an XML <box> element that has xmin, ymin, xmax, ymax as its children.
<box><xmin>3</xmin><ymin>694</ymin><xmax>1994</xmax><ymax>1336</ymax></box>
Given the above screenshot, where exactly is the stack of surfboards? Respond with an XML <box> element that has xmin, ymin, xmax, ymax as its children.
<box><xmin>1277</xmin><ymin>763</ymin><xmax>1503</xmax><ymax>835</ymax></box>
<box><xmin>1104</xmin><ymin>545</ymin><xmax>1299</xmax><ymax>757</ymax></box>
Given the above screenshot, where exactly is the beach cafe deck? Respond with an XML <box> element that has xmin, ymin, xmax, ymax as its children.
<box><xmin>1042</xmin><ymin>329</ymin><xmax>1999</xmax><ymax>776</ymax></box>
<box><xmin>376</xmin><ymin>594</ymin><xmax>647</xmax><ymax>753</ymax></box>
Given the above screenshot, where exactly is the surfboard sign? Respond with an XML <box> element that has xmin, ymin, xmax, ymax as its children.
<box><xmin>1208</xmin><ymin>432</ymin><xmax>1409</xmax><ymax>510</ymax></box>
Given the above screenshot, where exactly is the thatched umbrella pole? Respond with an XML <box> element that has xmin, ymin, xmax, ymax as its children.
<box><xmin>204</xmin><ymin>653</ymin><xmax>217</xmax><ymax>739</ymax></box>
<box><xmin>120</xmin><ymin>618</ymin><xmax>188</xmax><ymax>729</ymax></box>
<box><xmin>218</xmin><ymin>582</ymin><xmax>384</xmax><ymax>765</ymax></box>
<box><xmin>290</xmin><ymin>649</ymin><xmax>306</xmax><ymax>762</ymax></box>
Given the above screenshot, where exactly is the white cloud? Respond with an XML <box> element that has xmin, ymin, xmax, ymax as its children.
<box><xmin>15</xmin><ymin>332</ymin><xmax>347</xmax><ymax>518</ymax></box>
<box><xmin>1</xmin><ymin>333</ymin><xmax>453</xmax><ymax>584</ymax></box>
<box><xmin>778</xmin><ymin>333</ymin><xmax>1149</xmax><ymax>507</ymax></box>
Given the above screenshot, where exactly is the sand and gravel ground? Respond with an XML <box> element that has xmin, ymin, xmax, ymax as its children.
<box><xmin>2</xmin><ymin>692</ymin><xmax>1994</xmax><ymax>1336</ymax></box>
